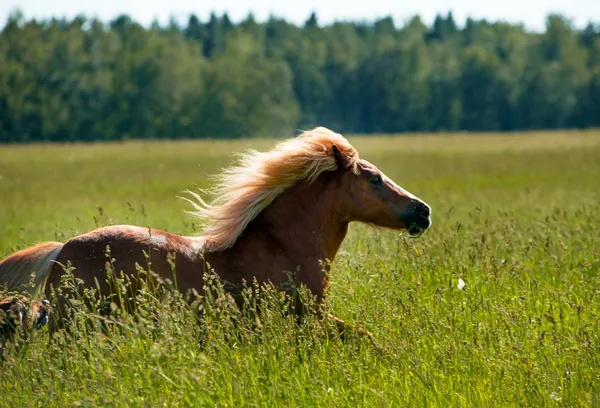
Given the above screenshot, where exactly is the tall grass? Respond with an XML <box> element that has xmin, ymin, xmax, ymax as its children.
<box><xmin>0</xmin><ymin>131</ymin><xmax>599</xmax><ymax>407</ymax></box>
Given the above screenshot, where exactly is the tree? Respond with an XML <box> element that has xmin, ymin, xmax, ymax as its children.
<box><xmin>1</xmin><ymin>10</ymin><xmax>599</xmax><ymax>142</ymax></box>
<box><xmin>304</xmin><ymin>12</ymin><xmax>318</xmax><ymax>29</ymax></box>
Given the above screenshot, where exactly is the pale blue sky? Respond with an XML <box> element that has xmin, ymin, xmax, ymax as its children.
<box><xmin>1</xmin><ymin>0</ymin><xmax>598</xmax><ymax>31</ymax></box>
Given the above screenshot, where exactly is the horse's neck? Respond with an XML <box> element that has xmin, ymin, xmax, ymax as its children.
<box><xmin>205</xmin><ymin>172</ymin><xmax>348</xmax><ymax>298</ymax></box>
<box><xmin>259</xmin><ymin>173</ymin><xmax>349</xmax><ymax>263</ymax></box>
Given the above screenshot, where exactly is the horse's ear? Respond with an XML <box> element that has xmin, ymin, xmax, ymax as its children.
<box><xmin>332</xmin><ymin>144</ymin><xmax>350</xmax><ymax>170</ymax></box>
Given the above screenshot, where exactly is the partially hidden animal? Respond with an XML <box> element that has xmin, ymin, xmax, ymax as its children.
<box><xmin>0</xmin><ymin>127</ymin><xmax>431</xmax><ymax>330</ymax></box>
<box><xmin>0</xmin><ymin>296</ymin><xmax>51</xmax><ymax>337</ymax></box>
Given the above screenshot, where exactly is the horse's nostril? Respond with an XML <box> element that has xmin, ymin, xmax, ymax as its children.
<box><xmin>413</xmin><ymin>201</ymin><xmax>430</xmax><ymax>218</ymax></box>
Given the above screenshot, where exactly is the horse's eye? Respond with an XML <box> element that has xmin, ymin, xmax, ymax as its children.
<box><xmin>370</xmin><ymin>174</ymin><xmax>382</xmax><ymax>186</ymax></box>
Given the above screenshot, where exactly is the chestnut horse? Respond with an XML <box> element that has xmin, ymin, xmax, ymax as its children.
<box><xmin>0</xmin><ymin>296</ymin><xmax>51</xmax><ymax>338</ymax></box>
<box><xmin>0</xmin><ymin>127</ymin><xmax>431</xmax><ymax>329</ymax></box>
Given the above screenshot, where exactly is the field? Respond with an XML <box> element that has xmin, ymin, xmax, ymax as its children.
<box><xmin>1</xmin><ymin>131</ymin><xmax>599</xmax><ymax>407</ymax></box>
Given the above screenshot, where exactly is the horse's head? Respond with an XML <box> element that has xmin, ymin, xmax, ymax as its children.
<box><xmin>333</xmin><ymin>145</ymin><xmax>432</xmax><ymax>236</ymax></box>
<box><xmin>0</xmin><ymin>297</ymin><xmax>51</xmax><ymax>338</ymax></box>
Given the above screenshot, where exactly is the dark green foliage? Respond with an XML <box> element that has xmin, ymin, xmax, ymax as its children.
<box><xmin>0</xmin><ymin>11</ymin><xmax>598</xmax><ymax>142</ymax></box>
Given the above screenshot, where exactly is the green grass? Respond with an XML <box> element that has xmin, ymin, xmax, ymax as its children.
<box><xmin>1</xmin><ymin>130</ymin><xmax>599</xmax><ymax>407</ymax></box>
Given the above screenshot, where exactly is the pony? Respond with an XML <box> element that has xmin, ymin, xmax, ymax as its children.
<box><xmin>0</xmin><ymin>127</ymin><xmax>431</xmax><ymax>331</ymax></box>
<box><xmin>0</xmin><ymin>296</ymin><xmax>51</xmax><ymax>337</ymax></box>
<box><xmin>1</xmin><ymin>295</ymin><xmax>51</xmax><ymax>359</ymax></box>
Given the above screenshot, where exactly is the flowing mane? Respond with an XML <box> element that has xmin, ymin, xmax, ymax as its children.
<box><xmin>184</xmin><ymin>127</ymin><xmax>360</xmax><ymax>252</ymax></box>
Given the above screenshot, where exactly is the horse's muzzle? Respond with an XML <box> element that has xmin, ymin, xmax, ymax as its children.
<box><xmin>405</xmin><ymin>200</ymin><xmax>432</xmax><ymax>236</ymax></box>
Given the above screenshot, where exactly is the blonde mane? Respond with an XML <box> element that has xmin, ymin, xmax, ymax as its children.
<box><xmin>184</xmin><ymin>127</ymin><xmax>359</xmax><ymax>252</ymax></box>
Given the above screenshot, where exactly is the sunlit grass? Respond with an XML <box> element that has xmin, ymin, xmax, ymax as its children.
<box><xmin>1</xmin><ymin>130</ymin><xmax>599</xmax><ymax>407</ymax></box>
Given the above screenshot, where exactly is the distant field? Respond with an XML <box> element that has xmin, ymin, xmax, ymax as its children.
<box><xmin>1</xmin><ymin>131</ymin><xmax>599</xmax><ymax>407</ymax></box>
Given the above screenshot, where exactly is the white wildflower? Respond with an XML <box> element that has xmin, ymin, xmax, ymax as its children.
<box><xmin>457</xmin><ymin>278</ymin><xmax>466</xmax><ymax>290</ymax></box>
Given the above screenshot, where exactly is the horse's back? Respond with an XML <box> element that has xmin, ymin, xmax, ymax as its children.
<box><xmin>46</xmin><ymin>225</ymin><xmax>205</xmax><ymax>297</ymax></box>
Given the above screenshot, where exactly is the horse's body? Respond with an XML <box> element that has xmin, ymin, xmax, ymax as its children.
<box><xmin>0</xmin><ymin>127</ymin><xmax>431</xmax><ymax>326</ymax></box>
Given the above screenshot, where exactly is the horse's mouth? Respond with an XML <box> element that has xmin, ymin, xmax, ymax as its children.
<box><xmin>33</xmin><ymin>313</ymin><xmax>49</xmax><ymax>329</ymax></box>
<box><xmin>407</xmin><ymin>224</ymin><xmax>425</xmax><ymax>236</ymax></box>
<box><xmin>407</xmin><ymin>217</ymin><xmax>431</xmax><ymax>237</ymax></box>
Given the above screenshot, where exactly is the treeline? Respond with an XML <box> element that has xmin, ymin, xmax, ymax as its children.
<box><xmin>1</xmin><ymin>11</ymin><xmax>599</xmax><ymax>142</ymax></box>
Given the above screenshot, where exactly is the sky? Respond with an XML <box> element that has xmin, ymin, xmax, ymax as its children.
<box><xmin>1</xmin><ymin>0</ymin><xmax>598</xmax><ymax>32</ymax></box>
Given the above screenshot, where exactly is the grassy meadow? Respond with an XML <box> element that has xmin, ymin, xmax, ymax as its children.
<box><xmin>0</xmin><ymin>131</ymin><xmax>599</xmax><ymax>407</ymax></box>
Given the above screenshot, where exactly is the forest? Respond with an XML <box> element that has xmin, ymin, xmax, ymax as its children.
<box><xmin>0</xmin><ymin>10</ymin><xmax>599</xmax><ymax>142</ymax></box>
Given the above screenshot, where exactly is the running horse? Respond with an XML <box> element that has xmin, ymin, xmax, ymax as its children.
<box><xmin>0</xmin><ymin>127</ymin><xmax>431</xmax><ymax>330</ymax></box>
